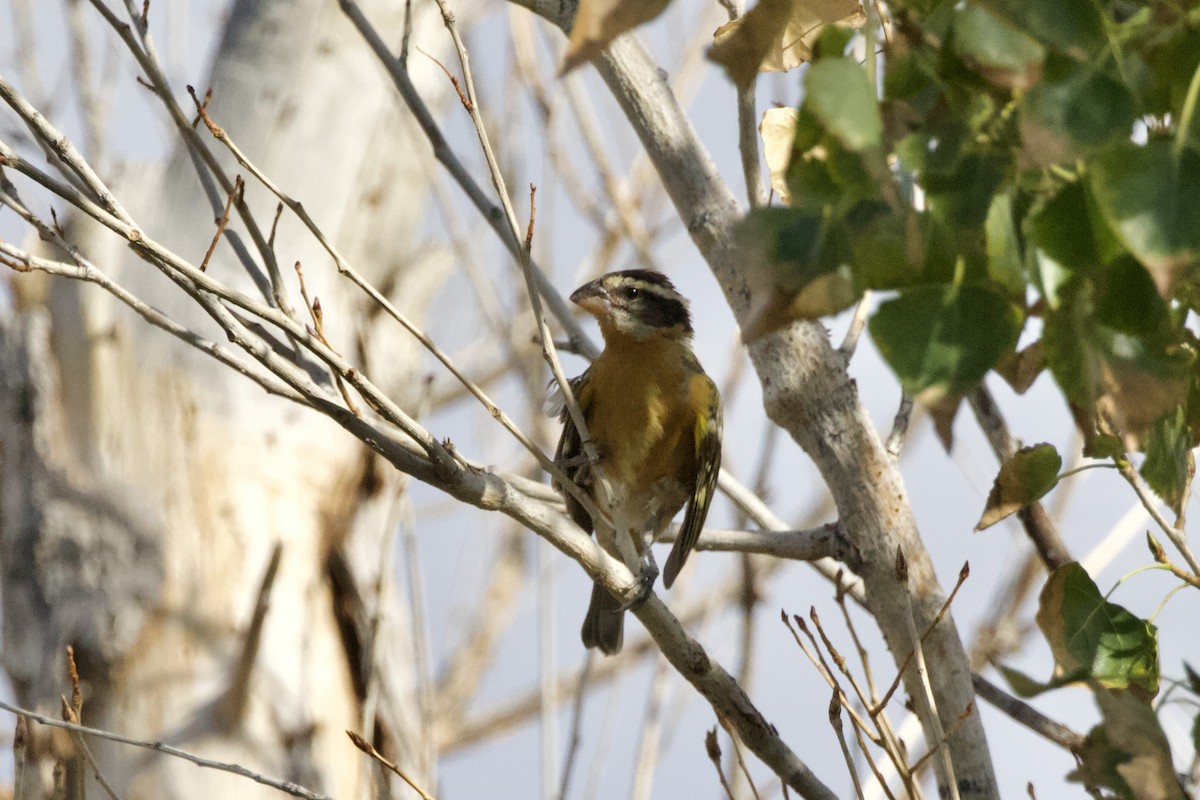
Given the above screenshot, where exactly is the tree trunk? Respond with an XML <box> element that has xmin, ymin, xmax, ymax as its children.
<box><xmin>0</xmin><ymin>1</ymin><xmax>451</xmax><ymax>797</ymax></box>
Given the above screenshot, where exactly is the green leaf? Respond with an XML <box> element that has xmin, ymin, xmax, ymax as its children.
<box><xmin>998</xmin><ymin>665</ymin><xmax>1046</xmax><ymax>698</ymax></box>
<box><xmin>737</xmin><ymin>208</ymin><xmax>861</xmax><ymax>339</ymax></box>
<box><xmin>1140</xmin><ymin>26</ymin><xmax>1200</xmax><ymax>121</ymax></box>
<box><xmin>1043</xmin><ymin>274</ymin><xmax>1190</xmax><ymax>445</ymax></box>
<box><xmin>1029</xmin><ymin>181</ymin><xmax>1104</xmax><ymax>270</ymax></box>
<box><xmin>869</xmin><ymin>283</ymin><xmax>1022</xmax><ymax>403</ymax></box>
<box><xmin>979</xmin><ymin>0</ymin><xmax>1105</xmax><ymax>58</ymax></box>
<box><xmin>1090</xmin><ymin>140</ymin><xmax>1200</xmax><ymax>295</ymax></box>
<box><xmin>1184</xmin><ymin>661</ymin><xmax>1200</xmax><ymax>695</ymax></box>
<box><xmin>1036</xmin><ymin>563</ymin><xmax>1160</xmax><ymax>695</ymax></box>
<box><xmin>803</xmin><ymin>58</ymin><xmax>882</xmax><ymax>152</ymax></box>
<box><xmin>1043</xmin><ymin>291</ymin><xmax>1096</xmax><ymax>411</ymax></box>
<box><xmin>1093</xmin><ymin>256</ymin><xmax>1170</xmax><ymax>338</ymax></box>
<box><xmin>976</xmin><ymin>443</ymin><xmax>1062</xmax><ymax>530</ymax></box>
<box><xmin>1193</xmin><ymin>713</ymin><xmax>1200</xmax><ymax>765</ymax></box>
<box><xmin>844</xmin><ymin>206</ymin><xmax>954</xmax><ymax>290</ymax></box>
<box><xmin>1085</xmin><ymin>433</ymin><xmax>1125</xmax><ymax>460</ymax></box>
<box><xmin>738</xmin><ymin>207</ymin><xmax>826</xmax><ymax>291</ymax></box>
<box><xmin>924</xmin><ymin>151</ymin><xmax>1007</xmax><ymax>228</ymax></box>
<box><xmin>952</xmin><ymin>4</ymin><xmax>1045</xmax><ymax>89</ymax></box>
<box><xmin>1022</xmin><ymin>58</ymin><xmax>1135</xmax><ymax>156</ymax></box>
<box><xmin>1140</xmin><ymin>407</ymin><xmax>1192</xmax><ymax>514</ymax></box>
<box><xmin>984</xmin><ymin>193</ymin><xmax>1025</xmax><ymax>296</ymax></box>
<box><xmin>998</xmin><ymin>664</ymin><xmax>1088</xmax><ymax>698</ymax></box>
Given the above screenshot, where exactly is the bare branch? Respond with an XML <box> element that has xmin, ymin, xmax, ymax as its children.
<box><xmin>336</xmin><ymin>0</ymin><xmax>594</xmax><ymax>358</ymax></box>
<box><xmin>0</xmin><ymin>699</ymin><xmax>332</xmax><ymax>800</ymax></box>
<box><xmin>970</xmin><ymin>675</ymin><xmax>1085</xmax><ymax>752</ymax></box>
<box><xmin>1115</xmin><ymin>455</ymin><xmax>1200</xmax><ymax>576</ymax></box>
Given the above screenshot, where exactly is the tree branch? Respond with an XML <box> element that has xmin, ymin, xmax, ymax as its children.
<box><xmin>501</xmin><ymin>5</ymin><xmax>999</xmax><ymax>797</ymax></box>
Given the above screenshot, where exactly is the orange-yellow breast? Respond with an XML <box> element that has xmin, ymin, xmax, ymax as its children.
<box><xmin>580</xmin><ymin>337</ymin><xmax>702</xmax><ymax>526</ymax></box>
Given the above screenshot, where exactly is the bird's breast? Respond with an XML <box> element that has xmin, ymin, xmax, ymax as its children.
<box><xmin>584</xmin><ymin>345</ymin><xmax>698</xmax><ymax>513</ymax></box>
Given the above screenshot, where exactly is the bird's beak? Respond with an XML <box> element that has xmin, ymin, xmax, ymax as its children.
<box><xmin>570</xmin><ymin>279</ymin><xmax>610</xmax><ymax>316</ymax></box>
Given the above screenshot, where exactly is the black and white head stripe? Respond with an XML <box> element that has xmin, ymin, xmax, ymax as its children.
<box><xmin>604</xmin><ymin>270</ymin><xmax>693</xmax><ymax>334</ymax></box>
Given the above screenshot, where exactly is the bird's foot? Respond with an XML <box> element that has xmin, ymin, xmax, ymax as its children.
<box><xmin>617</xmin><ymin>556</ymin><xmax>659</xmax><ymax>612</ymax></box>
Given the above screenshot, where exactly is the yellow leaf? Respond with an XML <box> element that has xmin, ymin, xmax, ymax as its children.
<box><xmin>561</xmin><ymin>0</ymin><xmax>674</xmax><ymax>73</ymax></box>
<box><xmin>711</xmin><ymin>0</ymin><xmax>865</xmax><ymax>88</ymax></box>
<box><xmin>759</xmin><ymin>107</ymin><xmax>799</xmax><ymax>205</ymax></box>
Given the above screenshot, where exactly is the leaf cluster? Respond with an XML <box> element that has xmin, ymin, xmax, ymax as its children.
<box><xmin>1000</xmin><ymin>563</ymin><xmax>1189</xmax><ymax>799</ymax></box>
<box><xmin>744</xmin><ymin>0</ymin><xmax>1200</xmax><ymax>490</ymax></box>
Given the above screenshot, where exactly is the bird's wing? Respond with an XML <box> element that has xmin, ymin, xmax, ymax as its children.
<box><xmin>553</xmin><ymin>371</ymin><xmax>594</xmax><ymax>534</ymax></box>
<box><xmin>663</xmin><ymin>371</ymin><xmax>722</xmax><ymax>588</ymax></box>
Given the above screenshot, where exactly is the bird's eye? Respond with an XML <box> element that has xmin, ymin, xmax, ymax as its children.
<box><xmin>622</xmin><ymin>286</ymin><xmax>640</xmax><ymax>300</ymax></box>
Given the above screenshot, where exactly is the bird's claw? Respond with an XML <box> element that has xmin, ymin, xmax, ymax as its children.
<box><xmin>617</xmin><ymin>558</ymin><xmax>659</xmax><ymax>612</ymax></box>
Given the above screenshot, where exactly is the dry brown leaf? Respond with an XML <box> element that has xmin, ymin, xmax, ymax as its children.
<box><xmin>759</xmin><ymin>107</ymin><xmax>799</xmax><ymax>205</ymax></box>
<box><xmin>1097</xmin><ymin>360</ymin><xmax>1188</xmax><ymax>452</ymax></box>
<box><xmin>561</xmin><ymin>0</ymin><xmax>674</xmax><ymax>74</ymax></box>
<box><xmin>711</xmin><ymin>0</ymin><xmax>865</xmax><ymax>88</ymax></box>
<box><xmin>993</xmin><ymin>339</ymin><xmax>1046</xmax><ymax>394</ymax></box>
<box><xmin>925</xmin><ymin>392</ymin><xmax>962</xmax><ymax>452</ymax></box>
<box><xmin>1070</xmin><ymin>689</ymin><xmax>1188</xmax><ymax>799</ymax></box>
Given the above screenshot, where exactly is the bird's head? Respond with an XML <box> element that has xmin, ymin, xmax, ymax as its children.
<box><xmin>570</xmin><ymin>269</ymin><xmax>693</xmax><ymax>343</ymax></box>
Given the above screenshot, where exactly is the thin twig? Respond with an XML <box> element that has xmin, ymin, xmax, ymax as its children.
<box><xmin>716</xmin><ymin>714</ymin><xmax>762</xmax><ymax>800</ymax></box>
<box><xmin>0</xmin><ymin>698</ymin><xmax>331</xmax><ymax>800</ymax></box>
<box><xmin>1115</xmin><ymin>455</ymin><xmax>1200</xmax><ymax>576</ymax></box>
<box><xmin>185</xmin><ymin>85</ymin><xmax>598</xmax><ymax>518</ymax></box>
<box><xmin>200</xmin><ymin>174</ymin><xmax>243</xmax><ymax>272</ymax></box>
<box><xmin>347</xmin><ymin>730</ymin><xmax>437</xmax><ymax>800</ymax></box>
<box><xmin>556</xmin><ymin>654</ymin><xmax>594</xmax><ymax>800</ymax></box>
<box><xmin>428</xmin><ymin>0</ymin><xmax>603</xmax><ymax>483</ymax></box>
<box><xmin>0</xmin><ymin>178</ymin><xmax>302</xmax><ymax>403</ymax></box>
<box><xmin>61</xmin><ymin>698</ymin><xmax>125</xmax><ymax>800</ymax></box>
<box><xmin>875</xmin><ymin>562</ymin><xmax>970</xmax><ymax>714</ymax></box>
<box><xmin>839</xmin><ymin>291</ymin><xmax>873</xmax><ymax>359</ymax></box>
<box><xmin>909</xmin><ymin>702</ymin><xmax>977</xmax><ymax>774</ymax></box>
<box><xmin>294</xmin><ymin>261</ymin><xmax>361</xmax><ymax>416</ymax></box>
<box><xmin>885</xmin><ymin>393</ymin><xmax>914</xmax><ymax>458</ymax></box>
<box><xmin>1</xmin><ymin>93</ymin><xmax>452</xmax><ymax>464</ymax></box>
<box><xmin>780</xmin><ymin>614</ymin><xmax>898</xmax><ymax>799</ymax></box>
<box><xmin>14</xmin><ymin>714</ymin><xmax>28</xmax><ymax>800</ymax></box>
<box><xmin>1146</xmin><ymin>533</ymin><xmax>1200</xmax><ymax>589</ymax></box>
<box><xmin>336</xmin><ymin>0</ymin><xmax>594</xmax><ymax>358</ymax></box>
<box><xmin>782</xmin><ymin>615</ymin><xmax>879</xmax><ymax>745</ymax></box>
<box><xmin>216</xmin><ymin>541</ymin><xmax>283</xmax><ymax>731</ymax></box>
<box><xmin>895</xmin><ymin>548</ymin><xmax>961</xmax><ymax>800</ymax></box>
<box><xmin>828</xmin><ymin>690</ymin><xmax>867</xmax><ymax>800</ymax></box>
<box><xmin>84</xmin><ymin>3</ymin><xmax>296</xmax><ymax>317</ymax></box>
<box><xmin>704</xmin><ymin>729</ymin><xmax>737</xmax><ymax>800</ymax></box>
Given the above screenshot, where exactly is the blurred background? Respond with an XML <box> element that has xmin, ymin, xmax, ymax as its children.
<box><xmin>1</xmin><ymin>1</ymin><xmax>1197</xmax><ymax>798</ymax></box>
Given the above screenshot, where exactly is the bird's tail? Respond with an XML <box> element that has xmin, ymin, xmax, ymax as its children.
<box><xmin>580</xmin><ymin>582</ymin><xmax>624</xmax><ymax>655</ymax></box>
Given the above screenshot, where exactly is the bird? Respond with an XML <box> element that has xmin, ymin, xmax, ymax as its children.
<box><xmin>554</xmin><ymin>269</ymin><xmax>722</xmax><ymax>654</ymax></box>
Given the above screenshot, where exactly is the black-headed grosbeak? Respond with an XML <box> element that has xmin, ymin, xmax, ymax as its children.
<box><xmin>554</xmin><ymin>269</ymin><xmax>722</xmax><ymax>654</ymax></box>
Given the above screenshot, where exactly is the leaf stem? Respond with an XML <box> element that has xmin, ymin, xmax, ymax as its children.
<box><xmin>1103</xmin><ymin>563</ymin><xmax>1169</xmax><ymax>600</ymax></box>
<box><xmin>1148</xmin><ymin>581</ymin><xmax>1191</xmax><ymax>623</ymax></box>
<box><xmin>1174</xmin><ymin>58</ymin><xmax>1200</xmax><ymax>162</ymax></box>
<box><xmin>1056</xmin><ymin>463</ymin><xmax>1114</xmax><ymax>480</ymax></box>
